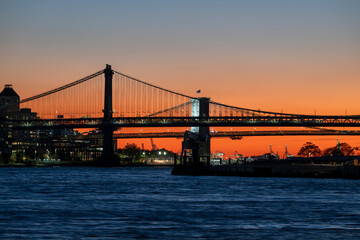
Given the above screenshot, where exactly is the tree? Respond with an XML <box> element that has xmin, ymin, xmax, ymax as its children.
<box><xmin>122</xmin><ymin>143</ymin><xmax>142</xmax><ymax>162</ymax></box>
<box><xmin>297</xmin><ymin>142</ymin><xmax>322</xmax><ymax>157</ymax></box>
<box><xmin>323</xmin><ymin>142</ymin><xmax>353</xmax><ymax>156</ymax></box>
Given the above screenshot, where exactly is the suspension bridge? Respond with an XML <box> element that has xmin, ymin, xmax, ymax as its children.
<box><xmin>4</xmin><ymin>64</ymin><xmax>360</xmax><ymax>163</ymax></box>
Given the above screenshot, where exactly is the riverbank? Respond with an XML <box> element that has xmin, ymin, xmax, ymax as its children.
<box><xmin>0</xmin><ymin>161</ymin><xmax>84</xmax><ymax>167</ymax></box>
<box><xmin>0</xmin><ymin>162</ymin><xmax>173</xmax><ymax>167</ymax></box>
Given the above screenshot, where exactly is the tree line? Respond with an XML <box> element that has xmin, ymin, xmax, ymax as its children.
<box><xmin>297</xmin><ymin>141</ymin><xmax>357</xmax><ymax>157</ymax></box>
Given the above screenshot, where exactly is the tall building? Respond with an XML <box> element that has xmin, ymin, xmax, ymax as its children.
<box><xmin>0</xmin><ymin>84</ymin><xmax>20</xmax><ymax>115</ymax></box>
<box><xmin>0</xmin><ymin>84</ymin><xmax>37</xmax><ymax>120</ymax></box>
<box><xmin>0</xmin><ymin>84</ymin><xmax>38</xmax><ymax>156</ymax></box>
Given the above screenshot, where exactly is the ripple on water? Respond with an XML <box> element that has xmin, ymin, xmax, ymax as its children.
<box><xmin>0</xmin><ymin>167</ymin><xmax>360</xmax><ymax>239</ymax></box>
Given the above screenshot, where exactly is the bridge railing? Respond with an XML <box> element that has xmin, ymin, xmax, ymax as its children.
<box><xmin>10</xmin><ymin>115</ymin><xmax>360</xmax><ymax>130</ymax></box>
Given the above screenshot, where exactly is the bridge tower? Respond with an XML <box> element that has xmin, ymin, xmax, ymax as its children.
<box><xmin>197</xmin><ymin>97</ymin><xmax>211</xmax><ymax>165</ymax></box>
<box><xmin>179</xmin><ymin>97</ymin><xmax>211</xmax><ymax>167</ymax></box>
<box><xmin>102</xmin><ymin>64</ymin><xmax>114</xmax><ymax>163</ymax></box>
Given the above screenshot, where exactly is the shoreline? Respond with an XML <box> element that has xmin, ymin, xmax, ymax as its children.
<box><xmin>0</xmin><ymin>162</ymin><xmax>173</xmax><ymax>168</ymax></box>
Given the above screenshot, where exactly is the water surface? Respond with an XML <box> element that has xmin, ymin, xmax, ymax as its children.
<box><xmin>0</xmin><ymin>167</ymin><xmax>359</xmax><ymax>239</ymax></box>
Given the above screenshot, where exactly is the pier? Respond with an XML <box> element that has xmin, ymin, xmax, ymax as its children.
<box><xmin>172</xmin><ymin>156</ymin><xmax>360</xmax><ymax>179</ymax></box>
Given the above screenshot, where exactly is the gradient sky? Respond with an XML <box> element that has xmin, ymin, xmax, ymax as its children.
<box><xmin>1</xmin><ymin>0</ymin><xmax>360</xmax><ymax>156</ymax></box>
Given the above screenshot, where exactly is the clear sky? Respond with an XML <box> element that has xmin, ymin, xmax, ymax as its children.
<box><xmin>1</xmin><ymin>0</ymin><xmax>360</xmax><ymax>156</ymax></box>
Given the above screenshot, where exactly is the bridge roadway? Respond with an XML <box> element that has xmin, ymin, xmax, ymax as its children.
<box><xmin>108</xmin><ymin>130</ymin><xmax>360</xmax><ymax>139</ymax></box>
<box><xmin>11</xmin><ymin>115</ymin><xmax>360</xmax><ymax>130</ymax></box>
<box><xmin>60</xmin><ymin>129</ymin><xmax>360</xmax><ymax>140</ymax></box>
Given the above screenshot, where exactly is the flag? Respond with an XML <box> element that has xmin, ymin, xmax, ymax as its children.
<box><xmin>196</xmin><ymin>90</ymin><xmax>201</xmax><ymax>93</ymax></box>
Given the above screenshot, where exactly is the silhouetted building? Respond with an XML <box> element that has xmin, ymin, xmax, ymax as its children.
<box><xmin>0</xmin><ymin>84</ymin><xmax>39</xmax><ymax>156</ymax></box>
<box><xmin>0</xmin><ymin>84</ymin><xmax>20</xmax><ymax>115</ymax></box>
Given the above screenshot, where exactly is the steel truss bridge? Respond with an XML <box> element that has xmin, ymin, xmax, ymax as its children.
<box><xmin>3</xmin><ymin>64</ymin><xmax>360</xmax><ymax>160</ymax></box>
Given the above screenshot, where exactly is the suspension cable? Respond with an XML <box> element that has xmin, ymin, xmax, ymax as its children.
<box><xmin>113</xmin><ymin>70</ymin><xmax>194</xmax><ymax>99</ymax></box>
<box><xmin>20</xmin><ymin>70</ymin><xmax>104</xmax><ymax>103</ymax></box>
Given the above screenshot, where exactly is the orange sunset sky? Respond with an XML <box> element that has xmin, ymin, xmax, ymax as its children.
<box><xmin>1</xmin><ymin>0</ymin><xmax>360</xmax><ymax>156</ymax></box>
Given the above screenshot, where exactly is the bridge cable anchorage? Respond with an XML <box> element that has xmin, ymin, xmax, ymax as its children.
<box><xmin>20</xmin><ymin>70</ymin><xmax>104</xmax><ymax>103</ymax></box>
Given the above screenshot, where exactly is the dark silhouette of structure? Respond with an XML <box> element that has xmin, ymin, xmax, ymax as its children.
<box><xmin>100</xmin><ymin>64</ymin><xmax>116</xmax><ymax>164</ymax></box>
<box><xmin>4</xmin><ymin>64</ymin><xmax>360</xmax><ymax>166</ymax></box>
<box><xmin>0</xmin><ymin>84</ymin><xmax>20</xmax><ymax>114</ymax></box>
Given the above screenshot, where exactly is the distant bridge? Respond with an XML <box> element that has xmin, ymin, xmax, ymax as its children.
<box><xmin>111</xmin><ymin>130</ymin><xmax>360</xmax><ymax>139</ymax></box>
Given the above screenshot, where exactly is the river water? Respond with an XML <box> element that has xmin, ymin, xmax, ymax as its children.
<box><xmin>0</xmin><ymin>167</ymin><xmax>359</xmax><ymax>239</ymax></box>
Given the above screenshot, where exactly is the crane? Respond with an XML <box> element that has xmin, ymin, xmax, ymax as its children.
<box><xmin>269</xmin><ymin>144</ymin><xmax>274</xmax><ymax>155</ymax></box>
<box><xmin>150</xmin><ymin>138</ymin><xmax>157</xmax><ymax>151</ymax></box>
<box><xmin>283</xmin><ymin>144</ymin><xmax>294</xmax><ymax>159</ymax></box>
